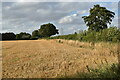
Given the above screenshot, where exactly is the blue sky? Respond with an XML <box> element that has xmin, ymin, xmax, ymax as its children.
<box><xmin>0</xmin><ymin>0</ymin><xmax>119</xmax><ymax>35</ymax></box>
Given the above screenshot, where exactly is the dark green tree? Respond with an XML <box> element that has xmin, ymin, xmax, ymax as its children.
<box><xmin>82</xmin><ymin>4</ymin><xmax>115</xmax><ymax>32</ymax></box>
<box><xmin>2</xmin><ymin>32</ymin><xmax>16</xmax><ymax>40</ymax></box>
<box><xmin>31</xmin><ymin>30</ymin><xmax>41</xmax><ymax>39</ymax></box>
<box><xmin>16</xmin><ymin>32</ymin><xmax>31</xmax><ymax>40</ymax></box>
<box><xmin>0</xmin><ymin>33</ymin><xmax>1</xmax><ymax>41</ymax></box>
<box><xmin>39</xmin><ymin>23</ymin><xmax>59</xmax><ymax>37</ymax></box>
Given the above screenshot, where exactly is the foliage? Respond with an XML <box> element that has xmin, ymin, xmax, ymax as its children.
<box><xmin>82</xmin><ymin>4</ymin><xmax>115</xmax><ymax>32</ymax></box>
<box><xmin>31</xmin><ymin>30</ymin><xmax>42</xmax><ymax>40</ymax></box>
<box><xmin>39</xmin><ymin>23</ymin><xmax>59</xmax><ymax>37</ymax></box>
<box><xmin>16</xmin><ymin>32</ymin><xmax>31</xmax><ymax>40</ymax></box>
<box><xmin>0</xmin><ymin>33</ymin><xmax>1</xmax><ymax>40</ymax></box>
<box><xmin>1</xmin><ymin>23</ymin><xmax>59</xmax><ymax>40</ymax></box>
<box><xmin>49</xmin><ymin>27</ymin><xmax>120</xmax><ymax>43</ymax></box>
<box><xmin>1</xmin><ymin>32</ymin><xmax>16</xmax><ymax>40</ymax></box>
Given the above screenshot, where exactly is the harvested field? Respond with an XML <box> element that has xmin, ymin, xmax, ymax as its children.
<box><xmin>2</xmin><ymin>39</ymin><xmax>118</xmax><ymax>78</ymax></box>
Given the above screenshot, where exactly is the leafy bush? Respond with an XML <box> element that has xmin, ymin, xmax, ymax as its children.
<box><xmin>50</xmin><ymin>27</ymin><xmax>120</xmax><ymax>43</ymax></box>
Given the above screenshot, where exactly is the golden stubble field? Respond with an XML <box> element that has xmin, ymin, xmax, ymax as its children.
<box><xmin>2</xmin><ymin>39</ymin><xmax>119</xmax><ymax>78</ymax></box>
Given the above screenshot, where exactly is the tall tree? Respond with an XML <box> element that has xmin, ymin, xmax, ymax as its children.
<box><xmin>82</xmin><ymin>4</ymin><xmax>115</xmax><ymax>32</ymax></box>
<box><xmin>39</xmin><ymin>23</ymin><xmax>59</xmax><ymax>37</ymax></box>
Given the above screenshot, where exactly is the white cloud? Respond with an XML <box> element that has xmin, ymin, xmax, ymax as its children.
<box><xmin>2</xmin><ymin>2</ymin><xmax>118</xmax><ymax>35</ymax></box>
<box><xmin>17</xmin><ymin>0</ymin><xmax>24</xmax><ymax>2</ymax></box>
<box><xmin>58</xmin><ymin>10</ymin><xmax>88</xmax><ymax>24</ymax></box>
<box><xmin>59</xmin><ymin>16</ymin><xmax>72</xmax><ymax>24</ymax></box>
<box><xmin>4</xmin><ymin>6</ymin><xmax>11</xmax><ymax>10</ymax></box>
<box><xmin>78</xmin><ymin>10</ymin><xmax>88</xmax><ymax>14</ymax></box>
<box><xmin>58</xmin><ymin>14</ymin><xmax>78</xmax><ymax>24</ymax></box>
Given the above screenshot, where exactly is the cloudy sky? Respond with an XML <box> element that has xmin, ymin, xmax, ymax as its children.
<box><xmin>0</xmin><ymin>0</ymin><xmax>119</xmax><ymax>35</ymax></box>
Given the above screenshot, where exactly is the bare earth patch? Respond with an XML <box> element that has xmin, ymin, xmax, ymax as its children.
<box><xmin>2</xmin><ymin>39</ymin><xmax>118</xmax><ymax>78</ymax></box>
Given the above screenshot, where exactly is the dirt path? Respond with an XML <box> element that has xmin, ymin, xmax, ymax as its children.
<box><xmin>2</xmin><ymin>39</ymin><xmax>118</xmax><ymax>78</ymax></box>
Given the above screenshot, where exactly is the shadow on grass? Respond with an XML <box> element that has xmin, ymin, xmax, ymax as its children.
<box><xmin>57</xmin><ymin>63</ymin><xmax>120</xmax><ymax>79</ymax></box>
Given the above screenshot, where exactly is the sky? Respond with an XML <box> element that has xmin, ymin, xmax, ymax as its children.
<box><xmin>0</xmin><ymin>0</ymin><xmax>119</xmax><ymax>35</ymax></box>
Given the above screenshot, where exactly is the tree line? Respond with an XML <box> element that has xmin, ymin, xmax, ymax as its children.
<box><xmin>1</xmin><ymin>4</ymin><xmax>119</xmax><ymax>42</ymax></box>
<box><xmin>1</xmin><ymin>23</ymin><xmax>59</xmax><ymax>41</ymax></box>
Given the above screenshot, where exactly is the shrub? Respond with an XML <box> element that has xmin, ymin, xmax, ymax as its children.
<box><xmin>50</xmin><ymin>27</ymin><xmax>120</xmax><ymax>43</ymax></box>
